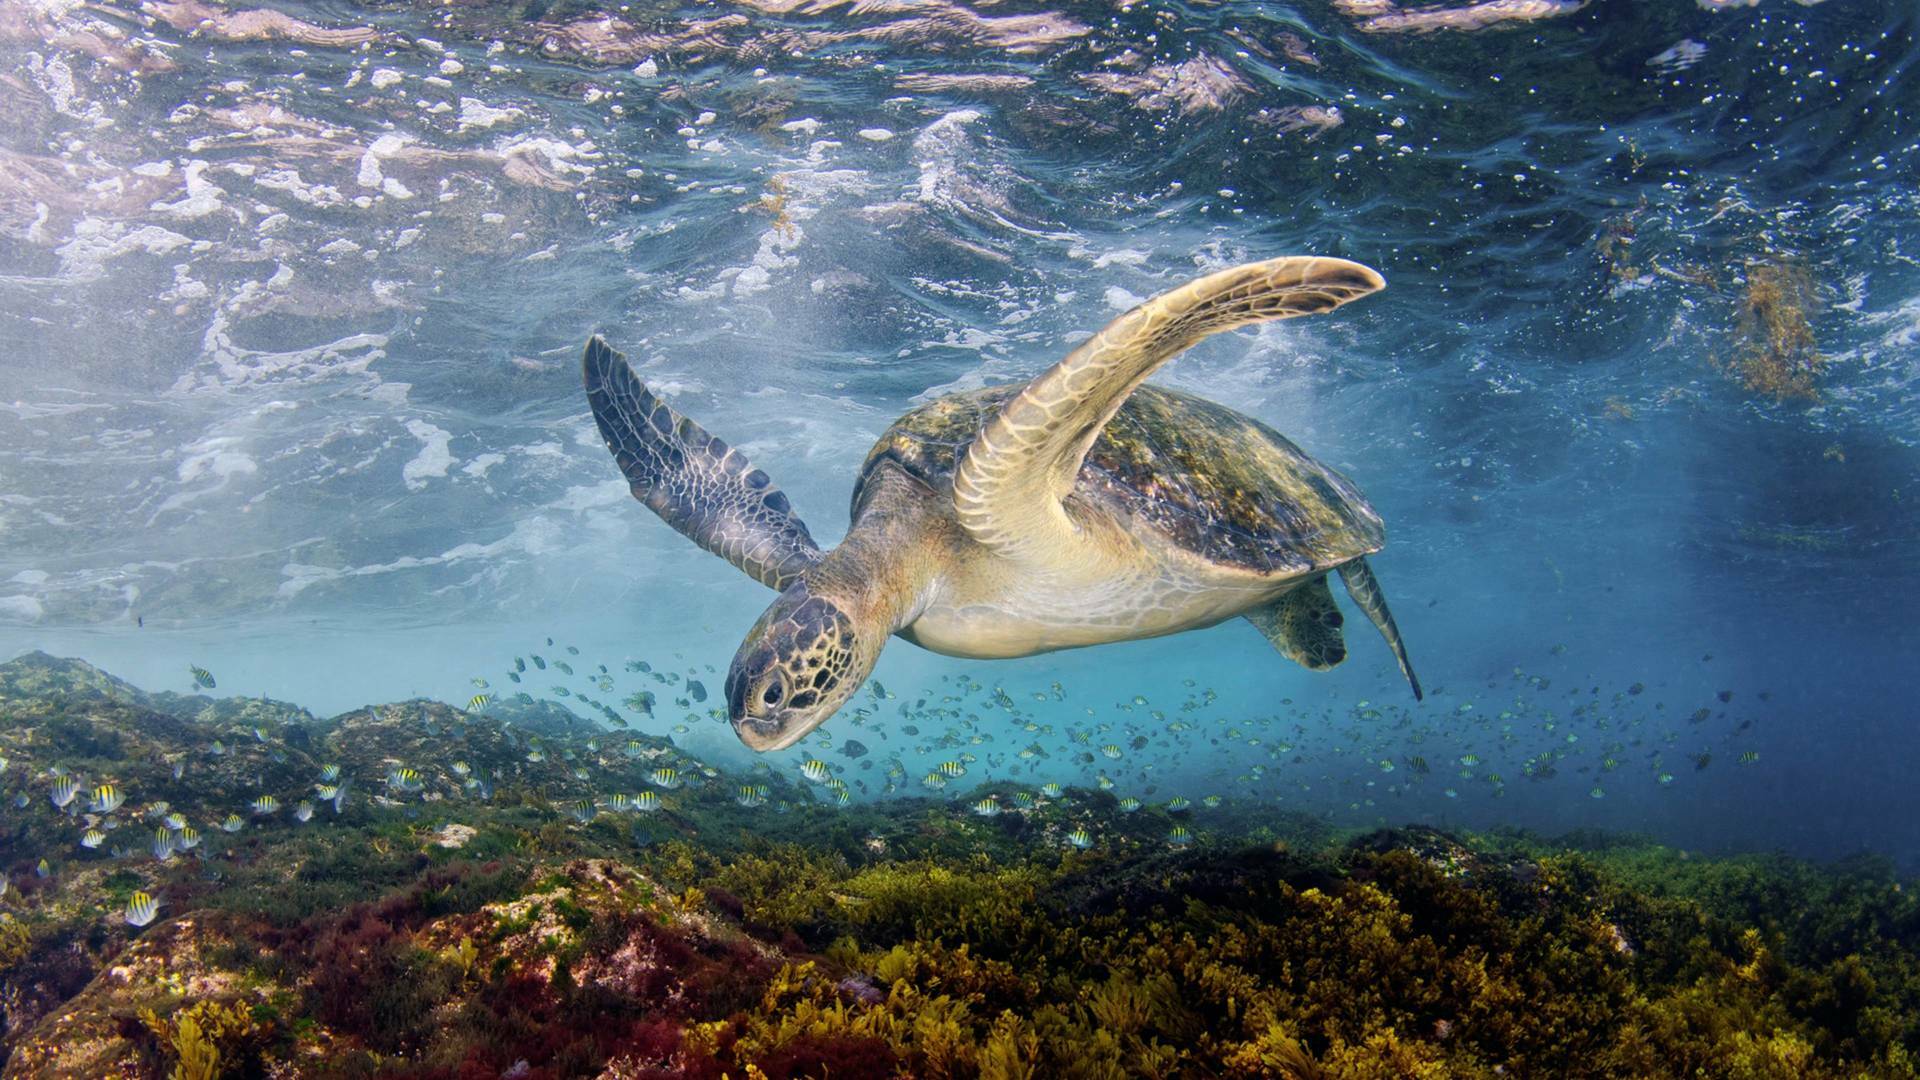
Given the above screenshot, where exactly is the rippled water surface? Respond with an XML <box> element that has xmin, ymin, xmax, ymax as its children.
<box><xmin>3</xmin><ymin>0</ymin><xmax>1918</xmax><ymax>860</ymax></box>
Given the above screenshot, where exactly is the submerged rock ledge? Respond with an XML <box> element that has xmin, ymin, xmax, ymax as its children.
<box><xmin>0</xmin><ymin>652</ymin><xmax>1914</xmax><ymax>1077</ymax></box>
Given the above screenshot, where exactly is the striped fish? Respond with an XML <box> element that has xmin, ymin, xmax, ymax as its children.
<box><xmin>124</xmin><ymin>891</ymin><xmax>162</xmax><ymax>927</ymax></box>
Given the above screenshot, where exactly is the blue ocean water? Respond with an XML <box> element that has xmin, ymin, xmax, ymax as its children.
<box><xmin>1</xmin><ymin>0</ymin><xmax>1916</xmax><ymax>862</ymax></box>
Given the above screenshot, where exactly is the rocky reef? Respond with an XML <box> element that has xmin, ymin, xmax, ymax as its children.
<box><xmin>0</xmin><ymin>652</ymin><xmax>1917</xmax><ymax>1078</ymax></box>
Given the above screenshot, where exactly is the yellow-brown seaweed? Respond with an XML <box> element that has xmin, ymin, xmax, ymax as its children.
<box><xmin>1728</xmin><ymin>259</ymin><xmax>1824</xmax><ymax>401</ymax></box>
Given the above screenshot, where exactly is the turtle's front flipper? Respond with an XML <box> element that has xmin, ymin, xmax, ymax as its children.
<box><xmin>584</xmin><ymin>336</ymin><xmax>823</xmax><ymax>591</ymax></box>
<box><xmin>1337</xmin><ymin>558</ymin><xmax>1422</xmax><ymax>701</ymax></box>
<box><xmin>1246</xmin><ymin>576</ymin><xmax>1347</xmax><ymax>670</ymax></box>
<box><xmin>953</xmin><ymin>257</ymin><xmax>1383</xmax><ymax>562</ymax></box>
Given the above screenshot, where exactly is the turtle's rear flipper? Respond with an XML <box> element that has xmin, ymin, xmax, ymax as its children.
<box><xmin>584</xmin><ymin>336</ymin><xmax>823</xmax><ymax>591</ymax></box>
<box><xmin>1337</xmin><ymin>558</ymin><xmax>1423</xmax><ymax>701</ymax></box>
<box><xmin>1246</xmin><ymin>576</ymin><xmax>1347</xmax><ymax>671</ymax></box>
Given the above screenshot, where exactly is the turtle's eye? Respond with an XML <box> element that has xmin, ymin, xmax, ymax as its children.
<box><xmin>762</xmin><ymin>681</ymin><xmax>783</xmax><ymax>707</ymax></box>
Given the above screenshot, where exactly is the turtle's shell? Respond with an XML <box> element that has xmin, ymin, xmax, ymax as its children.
<box><xmin>854</xmin><ymin>384</ymin><xmax>1385</xmax><ymax>575</ymax></box>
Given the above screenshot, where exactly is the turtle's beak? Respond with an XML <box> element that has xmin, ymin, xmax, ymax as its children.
<box><xmin>733</xmin><ymin>717</ymin><xmax>810</xmax><ymax>753</ymax></box>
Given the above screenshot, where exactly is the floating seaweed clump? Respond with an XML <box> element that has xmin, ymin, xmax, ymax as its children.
<box><xmin>2</xmin><ymin>655</ymin><xmax>1920</xmax><ymax>1077</ymax></box>
<box><xmin>1727</xmin><ymin>258</ymin><xmax>1824</xmax><ymax>401</ymax></box>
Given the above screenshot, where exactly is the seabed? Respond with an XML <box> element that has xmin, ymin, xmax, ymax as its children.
<box><xmin>0</xmin><ymin>652</ymin><xmax>1915</xmax><ymax>1078</ymax></box>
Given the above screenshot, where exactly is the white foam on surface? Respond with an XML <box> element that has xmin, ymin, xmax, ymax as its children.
<box><xmin>54</xmin><ymin>220</ymin><xmax>194</xmax><ymax>282</ymax></box>
<box><xmin>401</xmin><ymin>420</ymin><xmax>455</xmax><ymax>489</ymax></box>
<box><xmin>153</xmin><ymin>433</ymin><xmax>260</xmax><ymax>516</ymax></box>
<box><xmin>148</xmin><ymin>160</ymin><xmax>225</xmax><ymax>219</ymax></box>
<box><xmin>462</xmin><ymin>453</ymin><xmax>506</xmax><ymax>478</ymax></box>
<box><xmin>458</xmin><ymin>97</ymin><xmax>523</xmax><ymax>130</ymax></box>
<box><xmin>0</xmin><ymin>596</ymin><xmax>45</xmax><ymax>622</ymax></box>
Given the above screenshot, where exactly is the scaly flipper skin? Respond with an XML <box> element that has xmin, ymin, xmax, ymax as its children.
<box><xmin>1337</xmin><ymin>557</ymin><xmax>1422</xmax><ymax>700</ymax></box>
<box><xmin>584</xmin><ymin>336</ymin><xmax>823</xmax><ymax>591</ymax></box>
<box><xmin>952</xmin><ymin>256</ymin><xmax>1386</xmax><ymax>563</ymax></box>
<box><xmin>1246</xmin><ymin>576</ymin><xmax>1347</xmax><ymax>670</ymax></box>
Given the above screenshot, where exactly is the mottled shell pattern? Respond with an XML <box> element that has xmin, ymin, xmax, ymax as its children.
<box><xmin>855</xmin><ymin>384</ymin><xmax>1384</xmax><ymax>575</ymax></box>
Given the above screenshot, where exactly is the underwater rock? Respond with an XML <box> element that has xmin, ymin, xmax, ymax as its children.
<box><xmin>0</xmin><ymin>652</ymin><xmax>313</xmax><ymax>729</ymax></box>
<box><xmin>4</xmin><ymin>914</ymin><xmax>265</xmax><ymax>1078</ymax></box>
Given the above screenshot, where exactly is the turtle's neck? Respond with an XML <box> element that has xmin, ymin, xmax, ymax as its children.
<box><xmin>801</xmin><ymin>473</ymin><xmax>941</xmax><ymax>639</ymax></box>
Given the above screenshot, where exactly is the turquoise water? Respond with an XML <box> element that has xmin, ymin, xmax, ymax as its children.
<box><xmin>2</xmin><ymin>0</ymin><xmax>1917</xmax><ymax>861</ymax></box>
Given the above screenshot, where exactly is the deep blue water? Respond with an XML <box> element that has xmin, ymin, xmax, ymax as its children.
<box><xmin>2</xmin><ymin>0</ymin><xmax>1917</xmax><ymax>861</ymax></box>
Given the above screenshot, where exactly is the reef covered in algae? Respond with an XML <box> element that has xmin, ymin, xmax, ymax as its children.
<box><xmin>1</xmin><ymin>654</ymin><xmax>1919</xmax><ymax>1077</ymax></box>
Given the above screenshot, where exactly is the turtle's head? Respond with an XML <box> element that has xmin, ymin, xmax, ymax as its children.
<box><xmin>726</xmin><ymin>581</ymin><xmax>874</xmax><ymax>752</ymax></box>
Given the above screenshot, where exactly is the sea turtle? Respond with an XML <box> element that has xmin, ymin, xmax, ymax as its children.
<box><xmin>585</xmin><ymin>256</ymin><xmax>1421</xmax><ymax>752</ymax></box>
